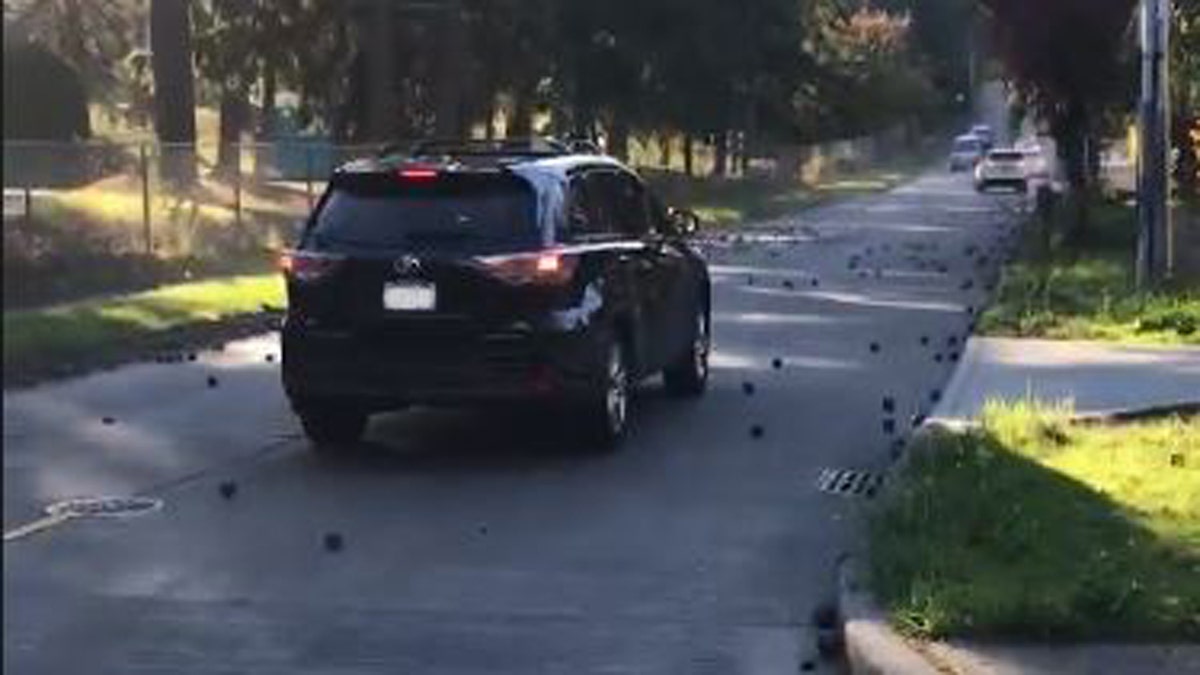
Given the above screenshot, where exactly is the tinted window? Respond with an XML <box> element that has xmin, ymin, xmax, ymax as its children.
<box><xmin>565</xmin><ymin>174</ymin><xmax>610</xmax><ymax>238</ymax></box>
<box><xmin>989</xmin><ymin>151</ymin><xmax>1024</xmax><ymax>162</ymax></box>
<box><xmin>308</xmin><ymin>176</ymin><xmax>538</xmax><ymax>254</ymax></box>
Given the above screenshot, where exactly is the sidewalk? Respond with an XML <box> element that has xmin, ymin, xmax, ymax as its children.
<box><xmin>934</xmin><ymin>337</ymin><xmax>1200</xmax><ymax>421</ymax></box>
<box><xmin>844</xmin><ymin>336</ymin><xmax>1200</xmax><ymax>675</ymax></box>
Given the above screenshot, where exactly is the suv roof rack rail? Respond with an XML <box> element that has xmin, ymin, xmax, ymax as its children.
<box><xmin>376</xmin><ymin>136</ymin><xmax>609</xmax><ymax>161</ymax></box>
<box><xmin>405</xmin><ymin>137</ymin><xmax>570</xmax><ymax>158</ymax></box>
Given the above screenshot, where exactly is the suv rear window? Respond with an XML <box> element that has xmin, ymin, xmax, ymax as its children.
<box><xmin>988</xmin><ymin>151</ymin><xmax>1024</xmax><ymax>162</ymax></box>
<box><xmin>308</xmin><ymin>174</ymin><xmax>539</xmax><ymax>255</ymax></box>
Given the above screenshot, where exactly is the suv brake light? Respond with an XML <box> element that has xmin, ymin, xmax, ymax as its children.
<box><xmin>476</xmin><ymin>250</ymin><xmax>579</xmax><ymax>286</ymax></box>
<box><xmin>280</xmin><ymin>250</ymin><xmax>345</xmax><ymax>282</ymax></box>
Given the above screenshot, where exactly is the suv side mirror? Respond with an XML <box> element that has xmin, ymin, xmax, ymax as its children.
<box><xmin>667</xmin><ymin>207</ymin><xmax>701</xmax><ymax>236</ymax></box>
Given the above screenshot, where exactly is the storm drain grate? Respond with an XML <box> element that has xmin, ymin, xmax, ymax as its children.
<box><xmin>45</xmin><ymin>496</ymin><xmax>162</xmax><ymax>519</ymax></box>
<box><xmin>815</xmin><ymin>468</ymin><xmax>883</xmax><ymax>497</ymax></box>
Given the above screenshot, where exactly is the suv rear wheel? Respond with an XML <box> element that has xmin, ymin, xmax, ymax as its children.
<box><xmin>296</xmin><ymin>403</ymin><xmax>368</xmax><ymax>452</ymax></box>
<box><xmin>664</xmin><ymin>305</ymin><xmax>710</xmax><ymax>397</ymax></box>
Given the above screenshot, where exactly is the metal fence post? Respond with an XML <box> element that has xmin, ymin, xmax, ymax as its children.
<box><xmin>305</xmin><ymin>143</ymin><xmax>314</xmax><ymax>210</ymax></box>
<box><xmin>23</xmin><ymin>182</ymin><xmax>32</xmax><ymax>228</ymax></box>
<box><xmin>139</xmin><ymin>143</ymin><xmax>152</xmax><ymax>253</ymax></box>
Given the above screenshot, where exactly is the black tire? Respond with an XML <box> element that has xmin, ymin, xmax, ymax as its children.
<box><xmin>296</xmin><ymin>404</ymin><xmax>367</xmax><ymax>452</ymax></box>
<box><xmin>580</xmin><ymin>338</ymin><xmax>631</xmax><ymax>451</ymax></box>
<box><xmin>663</xmin><ymin>304</ymin><xmax>710</xmax><ymax>397</ymax></box>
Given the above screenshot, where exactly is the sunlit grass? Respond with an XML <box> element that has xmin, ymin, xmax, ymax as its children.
<box><xmin>870</xmin><ymin>400</ymin><xmax>1200</xmax><ymax>641</ymax></box>
<box><xmin>981</xmin><ymin>200</ymin><xmax>1200</xmax><ymax>345</ymax></box>
<box><xmin>4</xmin><ymin>274</ymin><xmax>284</xmax><ymax>372</ymax></box>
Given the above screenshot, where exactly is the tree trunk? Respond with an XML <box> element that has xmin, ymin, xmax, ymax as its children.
<box><xmin>361</xmin><ymin>0</ymin><xmax>397</xmax><ymax>142</ymax></box>
<box><xmin>684</xmin><ymin>134</ymin><xmax>694</xmax><ymax>177</ymax></box>
<box><xmin>608</xmin><ymin>114</ymin><xmax>629</xmax><ymax>161</ymax></box>
<box><xmin>1174</xmin><ymin>110</ymin><xmax>1198</xmax><ymax>200</ymax></box>
<box><xmin>712</xmin><ymin>131</ymin><xmax>728</xmax><ymax>178</ymax></box>
<box><xmin>216</xmin><ymin>91</ymin><xmax>248</xmax><ymax>176</ymax></box>
<box><xmin>150</xmin><ymin>0</ymin><xmax>197</xmax><ymax>186</ymax></box>
<box><xmin>659</xmin><ymin>131</ymin><xmax>672</xmax><ymax>168</ymax></box>
<box><xmin>255</xmin><ymin>61</ymin><xmax>278</xmax><ymax>179</ymax></box>
<box><xmin>511</xmin><ymin>84</ymin><xmax>535</xmax><ymax>137</ymax></box>
<box><xmin>433</xmin><ymin>10</ymin><xmax>467</xmax><ymax>137</ymax></box>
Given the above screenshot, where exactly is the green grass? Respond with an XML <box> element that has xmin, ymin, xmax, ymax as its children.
<box><xmin>980</xmin><ymin>199</ymin><xmax>1200</xmax><ymax>345</ymax></box>
<box><xmin>643</xmin><ymin>160</ymin><xmax>923</xmax><ymax>228</ymax></box>
<box><xmin>4</xmin><ymin>274</ymin><xmax>284</xmax><ymax>374</ymax></box>
<box><xmin>870</xmin><ymin>400</ymin><xmax>1200</xmax><ymax>641</ymax></box>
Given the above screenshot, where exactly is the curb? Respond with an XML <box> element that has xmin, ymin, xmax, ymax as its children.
<box><xmin>836</xmin><ymin>556</ymin><xmax>943</xmax><ymax>675</ymax></box>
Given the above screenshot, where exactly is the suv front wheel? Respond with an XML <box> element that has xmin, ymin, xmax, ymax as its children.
<box><xmin>664</xmin><ymin>305</ymin><xmax>710</xmax><ymax>397</ymax></box>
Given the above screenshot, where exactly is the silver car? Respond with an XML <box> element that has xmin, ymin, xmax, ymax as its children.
<box><xmin>949</xmin><ymin>135</ymin><xmax>986</xmax><ymax>172</ymax></box>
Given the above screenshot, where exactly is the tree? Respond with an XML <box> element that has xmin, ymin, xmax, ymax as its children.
<box><xmin>150</xmin><ymin>0</ymin><xmax>198</xmax><ymax>184</ymax></box>
<box><xmin>1172</xmin><ymin>0</ymin><xmax>1200</xmax><ymax>199</ymax></box>
<box><xmin>800</xmin><ymin>6</ymin><xmax>935</xmax><ymax>141</ymax></box>
<box><xmin>980</xmin><ymin>0</ymin><xmax>1138</xmax><ymax>237</ymax></box>
<box><xmin>6</xmin><ymin>0</ymin><xmax>140</xmax><ymax>99</ymax></box>
<box><xmin>3</xmin><ymin>40</ymin><xmax>91</xmax><ymax>140</ymax></box>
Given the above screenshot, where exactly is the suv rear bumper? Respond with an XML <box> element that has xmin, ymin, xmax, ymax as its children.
<box><xmin>281</xmin><ymin>319</ymin><xmax>604</xmax><ymax>410</ymax></box>
<box><xmin>976</xmin><ymin>178</ymin><xmax>1028</xmax><ymax>192</ymax></box>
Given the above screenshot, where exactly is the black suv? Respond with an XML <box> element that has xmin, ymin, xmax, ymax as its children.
<box><xmin>281</xmin><ymin>139</ymin><xmax>711</xmax><ymax>451</ymax></box>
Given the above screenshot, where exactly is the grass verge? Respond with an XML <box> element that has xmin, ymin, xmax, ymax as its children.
<box><xmin>643</xmin><ymin>156</ymin><xmax>927</xmax><ymax>228</ymax></box>
<box><xmin>979</xmin><ymin>198</ymin><xmax>1200</xmax><ymax>345</ymax></box>
<box><xmin>4</xmin><ymin>274</ymin><xmax>284</xmax><ymax>387</ymax></box>
<box><xmin>869</xmin><ymin>399</ymin><xmax>1200</xmax><ymax>641</ymax></box>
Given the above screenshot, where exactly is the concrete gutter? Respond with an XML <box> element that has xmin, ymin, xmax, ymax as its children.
<box><xmin>838</xmin><ymin>556</ymin><xmax>946</xmax><ymax>675</ymax></box>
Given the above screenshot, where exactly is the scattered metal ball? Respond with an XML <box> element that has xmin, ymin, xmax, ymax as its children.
<box><xmin>323</xmin><ymin>532</ymin><xmax>344</xmax><ymax>552</ymax></box>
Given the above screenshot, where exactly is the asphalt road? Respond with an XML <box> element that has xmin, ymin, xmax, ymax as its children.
<box><xmin>3</xmin><ymin>171</ymin><xmax>1025</xmax><ymax>674</ymax></box>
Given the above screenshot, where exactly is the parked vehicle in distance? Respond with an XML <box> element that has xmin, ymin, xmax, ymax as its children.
<box><xmin>281</xmin><ymin>138</ymin><xmax>712</xmax><ymax>452</ymax></box>
<box><xmin>949</xmin><ymin>134</ymin><xmax>986</xmax><ymax>172</ymax></box>
<box><xmin>970</xmin><ymin>124</ymin><xmax>996</xmax><ymax>150</ymax></box>
<box><xmin>975</xmin><ymin>149</ymin><xmax>1029</xmax><ymax>193</ymax></box>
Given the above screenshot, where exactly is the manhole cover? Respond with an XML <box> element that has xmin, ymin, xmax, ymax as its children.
<box><xmin>45</xmin><ymin>496</ymin><xmax>162</xmax><ymax>519</ymax></box>
<box><xmin>816</xmin><ymin>468</ymin><xmax>883</xmax><ymax>497</ymax></box>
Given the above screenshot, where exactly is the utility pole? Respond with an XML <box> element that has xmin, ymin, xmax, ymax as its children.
<box><xmin>1137</xmin><ymin>0</ymin><xmax>1171</xmax><ymax>287</ymax></box>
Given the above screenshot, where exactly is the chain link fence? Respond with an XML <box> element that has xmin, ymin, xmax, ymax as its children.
<box><xmin>3</xmin><ymin>129</ymin><xmax>927</xmax><ymax>308</ymax></box>
<box><xmin>2</xmin><ymin>139</ymin><xmax>383</xmax><ymax>308</ymax></box>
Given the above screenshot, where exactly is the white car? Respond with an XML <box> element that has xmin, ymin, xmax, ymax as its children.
<box><xmin>949</xmin><ymin>135</ymin><xmax>986</xmax><ymax>172</ymax></box>
<box><xmin>1016</xmin><ymin>140</ymin><xmax>1051</xmax><ymax>184</ymax></box>
<box><xmin>975</xmin><ymin>149</ymin><xmax>1028</xmax><ymax>193</ymax></box>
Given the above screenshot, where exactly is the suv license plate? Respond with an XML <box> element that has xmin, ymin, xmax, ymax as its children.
<box><xmin>383</xmin><ymin>282</ymin><xmax>436</xmax><ymax>311</ymax></box>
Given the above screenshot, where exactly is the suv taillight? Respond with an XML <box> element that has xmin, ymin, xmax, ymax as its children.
<box><xmin>476</xmin><ymin>250</ymin><xmax>579</xmax><ymax>286</ymax></box>
<box><xmin>280</xmin><ymin>250</ymin><xmax>344</xmax><ymax>283</ymax></box>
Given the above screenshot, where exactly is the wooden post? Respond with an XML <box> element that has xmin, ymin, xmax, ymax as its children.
<box><xmin>140</xmin><ymin>143</ymin><xmax>152</xmax><ymax>253</ymax></box>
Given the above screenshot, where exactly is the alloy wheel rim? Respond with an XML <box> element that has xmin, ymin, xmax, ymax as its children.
<box><xmin>694</xmin><ymin>313</ymin><xmax>710</xmax><ymax>379</ymax></box>
<box><xmin>606</xmin><ymin>347</ymin><xmax>627</xmax><ymax>433</ymax></box>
